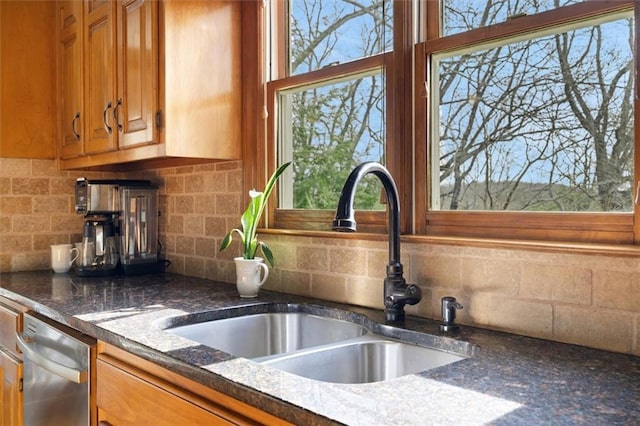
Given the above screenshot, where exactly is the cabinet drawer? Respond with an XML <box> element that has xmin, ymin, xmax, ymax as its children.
<box><xmin>0</xmin><ymin>303</ymin><xmax>22</xmax><ymax>357</ymax></box>
<box><xmin>98</xmin><ymin>357</ymin><xmax>244</xmax><ymax>425</ymax></box>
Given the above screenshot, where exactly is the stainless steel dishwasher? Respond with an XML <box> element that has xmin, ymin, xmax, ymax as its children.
<box><xmin>17</xmin><ymin>312</ymin><xmax>96</xmax><ymax>426</ymax></box>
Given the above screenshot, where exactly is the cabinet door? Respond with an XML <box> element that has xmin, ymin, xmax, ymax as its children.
<box><xmin>116</xmin><ymin>0</ymin><xmax>159</xmax><ymax>149</ymax></box>
<box><xmin>58</xmin><ymin>0</ymin><xmax>84</xmax><ymax>159</ymax></box>
<box><xmin>0</xmin><ymin>349</ymin><xmax>23</xmax><ymax>426</ymax></box>
<box><xmin>84</xmin><ymin>0</ymin><xmax>117</xmax><ymax>154</ymax></box>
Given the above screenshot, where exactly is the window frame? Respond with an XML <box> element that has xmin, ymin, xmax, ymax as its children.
<box><xmin>252</xmin><ymin>0</ymin><xmax>640</xmax><ymax>246</ymax></box>
<box><xmin>419</xmin><ymin>0</ymin><xmax>639</xmax><ymax>244</ymax></box>
<box><xmin>264</xmin><ymin>0</ymin><xmax>415</xmax><ymax>234</ymax></box>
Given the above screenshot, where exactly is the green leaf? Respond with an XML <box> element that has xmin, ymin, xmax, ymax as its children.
<box><xmin>260</xmin><ymin>242</ymin><xmax>274</xmax><ymax>267</ymax></box>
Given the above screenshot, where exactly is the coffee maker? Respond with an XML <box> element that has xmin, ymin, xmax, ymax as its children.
<box><xmin>74</xmin><ymin>178</ymin><xmax>164</xmax><ymax>276</ymax></box>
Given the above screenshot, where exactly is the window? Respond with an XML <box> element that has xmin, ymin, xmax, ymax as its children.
<box><xmin>262</xmin><ymin>1</ymin><xmax>639</xmax><ymax>244</ymax></box>
<box><xmin>424</xmin><ymin>1</ymin><xmax>637</xmax><ymax>243</ymax></box>
<box><xmin>267</xmin><ymin>0</ymin><xmax>403</xmax><ymax>232</ymax></box>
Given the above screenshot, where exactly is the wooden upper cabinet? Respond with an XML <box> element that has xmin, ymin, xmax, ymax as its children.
<box><xmin>117</xmin><ymin>0</ymin><xmax>159</xmax><ymax>149</ymax></box>
<box><xmin>84</xmin><ymin>0</ymin><xmax>118</xmax><ymax>155</ymax></box>
<box><xmin>58</xmin><ymin>0</ymin><xmax>241</xmax><ymax>170</ymax></box>
<box><xmin>58</xmin><ymin>0</ymin><xmax>84</xmax><ymax>159</ymax></box>
<box><xmin>0</xmin><ymin>1</ymin><xmax>55</xmax><ymax>159</ymax></box>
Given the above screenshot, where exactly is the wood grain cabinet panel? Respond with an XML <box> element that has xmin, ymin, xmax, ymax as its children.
<box><xmin>0</xmin><ymin>298</ymin><xmax>25</xmax><ymax>426</ymax></box>
<box><xmin>57</xmin><ymin>0</ymin><xmax>84</xmax><ymax>159</ymax></box>
<box><xmin>58</xmin><ymin>0</ymin><xmax>241</xmax><ymax>170</ymax></box>
<box><xmin>0</xmin><ymin>349</ymin><xmax>22</xmax><ymax>426</ymax></box>
<box><xmin>0</xmin><ymin>1</ymin><xmax>55</xmax><ymax>159</ymax></box>
<box><xmin>97</xmin><ymin>342</ymin><xmax>291</xmax><ymax>426</ymax></box>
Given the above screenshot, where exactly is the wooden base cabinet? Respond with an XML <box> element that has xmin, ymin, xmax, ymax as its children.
<box><xmin>0</xmin><ymin>298</ymin><xmax>26</xmax><ymax>426</ymax></box>
<box><xmin>97</xmin><ymin>342</ymin><xmax>291</xmax><ymax>426</ymax></box>
<box><xmin>57</xmin><ymin>0</ymin><xmax>241</xmax><ymax>170</ymax></box>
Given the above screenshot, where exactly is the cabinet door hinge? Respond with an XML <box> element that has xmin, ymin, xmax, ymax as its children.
<box><xmin>155</xmin><ymin>110</ymin><xmax>163</xmax><ymax>129</ymax></box>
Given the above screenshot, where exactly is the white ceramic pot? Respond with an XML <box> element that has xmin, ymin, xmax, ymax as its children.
<box><xmin>234</xmin><ymin>257</ymin><xmax>270</xmax><ymax>298</ymax></box>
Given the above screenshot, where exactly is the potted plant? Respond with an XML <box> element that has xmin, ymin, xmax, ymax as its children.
<box><xmin>219</xmin><ymin>162</ymin><xmax>291</xmax><ymax>297</ymax></box>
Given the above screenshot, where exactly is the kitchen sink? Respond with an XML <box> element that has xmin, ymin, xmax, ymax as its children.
<box><xmin>163</xmin><ymin>308</ymin><xmax>469</xmax><ymax>384</ymax></box>
<box><xmin>260</xmin><ymin>335</ymin><xmax>465</xmax><ymax>384</ymax></box>
<box><xmin>165</xmin><ymin>312</ymin><xmax>367</xmax><ymax>358</ymax></box>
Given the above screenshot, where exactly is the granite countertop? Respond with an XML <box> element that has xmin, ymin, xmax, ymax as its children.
<box><xmin>1</xmin><ymin>271</ymin><xmax>639</xmax><ymax>425</ymax></box>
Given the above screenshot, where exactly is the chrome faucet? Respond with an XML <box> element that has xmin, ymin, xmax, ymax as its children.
<box><xmin>332</xmin><ymin>162</ymin><xmax>422</xmax><ymax>322</ymax></box>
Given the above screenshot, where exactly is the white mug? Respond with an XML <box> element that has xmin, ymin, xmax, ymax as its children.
<box><xmin>234</xmin><ymin>257</ymin><xmax>270</xmax><ymax>298</ymax></box>
<box><xmin>51</xmin><ymin>244</ymin><xmax>80</xmax><ymax>274</ymax></box>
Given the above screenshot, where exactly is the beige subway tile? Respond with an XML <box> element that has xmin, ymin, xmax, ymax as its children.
<box><xmin>33</xmin><ymin>196</ymin><xmax>69</xmax><ymax>214</ymax></box>
<box><xmin>268</xmin><ymin>242</ymin><xmax>297</xmax><ymax>270</ymax></box>
<box><xmin>34</xmin><ymin>234</ymin><xmax>70</xmax><ymax>250</ymax></box>
<box><xmin>0</xmin><ymin>254</ymin><xmax>11</xmax><ymax>272</ymax></box>
<box><xmin>412</xmin><ymin>253</ymin><xmax>463</xmax><ymax>289</ymax></box>
<box><xmin>554</xmin><ymin>305</ymin><xmax>633</xmax><ymax>353</ymax></box>
<box><xmin>490</xmin><ymin>298</ymin><xmax>552</xmax><ymax>338</ymax></box>
<box><xmin>50</xmin><ymin>177</ymin><xmax>77</xmax><ymax>195</ymax></box>
<box><xmin>183</xmin><ymin>215</ymin><xmax>204</xmax><ymax>236</ymax></box>
<box><xmin>164</xmin><ymin>175</ymin><xmax>185</xmax><ymax>194</ymax></box>
<box><xmin>461</xmin><ymin>257</ymin><xmax>520</xmax><ymax>296</ymax></box>
<box><xmin>330</xmin><ymin>247</ymin><xmax>367</xmax><ymax>276</ymax></box>
<box><xmin>0</xmin><ymin>159</ymin><xmax>31</xmax><ymax>177</ymax></box>
<box><xmin>0</xmin><ymin>217</ymin><xmax>10</xmax><ymax>233</ymax></box>
<box><xmin>13</xmin><ymin>252</ymin><xmax>49</xmax><ymax>272</ymax></box>
<box><xmin>51</xmin><ymin>215</ymin><xmax>78</xmax><ymax>233</ymax></box>
<box><xmin>30</xmin><ymin>159</ymin><xmax>59</xmax><ymax>176</ymax></box>
<box><xmin>167</xmin><ymin>215</ymin><xmax>184</xmax><ymax>234</ymax></box>
<box><xmin>204</xmin><ymin>216</ymin><xmax>227</xmax><ymax>237</ymax></box>
<box><xmin>345</xmin><ymin>276</ymin><xmax>384</xmax><ymax>309</ymax></box>
<box><xmin>0</xmin><ymin>234</ymin><xmax>33</xmax><ymax>253</ymax></box>
<box><xmin>175</xmin><ymin>166</ymin><xmax>195</xmax><ymax>175</ymax></box>
<box><xmin>184</xmin><ymin>174</ymin><xmax>204</xmax><ymax>193</ymax></box>
<box><xmin>216</xmin><ymin>194</ymin><xmax>246</xmax><ymax>221</ymax></box>
<box><xmin>214</xmin><ymin>194</ymin><xmax>242</xmax><ymax>216</ymax></box>
<box><xmin>15</xmin><ymin>216</ymin><xmax>51</xmax><ymax>233</ymax></box>
<box><xmin>521</xmin><ymin>264</ymin><xmax>591</xmax><ymax>305</ymax></box>
<box><xmin>174</xmin><ymin>195</ymin><xmax>195</xmax><ymax>214</ymax></box>
<box><xmin>194</xmin><ymin>193</ymin><xmax>216</xmax><ymax>215</ymax></box>
<box><xmin>0</xmin><ymin>197</ymin><xmax>31</xmax><ymax>215</ymax></box>
<box><xmin>195</xmin><ymin>237</ymin><xmax>216</xmax><ymax>257</ymax></box>
<box><xmin>202</xmin><ymin>173</ymin><xmax>228</xmax><ymax>193</ymax></box>
<box><xmin>175</xmin><ymin>236</ymin><xmax>195</xmax><ymax>255</ymax></box>
<box><xmin>296</xmin><ymin>245</ymin><xmax>328</xmax><ymax>272</ymax></box>
<box><xmin>204</xmin><ymin>259</ymin><xmax>231</xmax><ymax>283</ymax></box>
<box><xmin>214</xmin><ymin>160</ymin><xmax>241</xmax><ymax>172</ymax></box>
<box><xmin>311</xmin><ymin>273</ymin><xmax>347</xmax><ymax>303</ymax></box>
<box><xmin>593</xmin><ymin>270</ymin><xmax>640</xmax><ymax>313</ymax></box>
<box><xmin>366</xmin><ymin>249</ymin><xmax>387</xmax><ymax>279</ymax></box>
<box><xmin>227</xmin><ymin>169</ymin><xmax>243</xmax><ymax>192</ymax></box>
<box><xmin>169</xmin><ymin>255</ymin><xmax>185</xmax><ymax>275</ymax></box>
<box><xmin>0</xmin><ymin>177</ymin><xmax>10</xmax><ymax>194</ymax></box>
<box><xmin>183</xmin><ymin>256</ymin><xmax>205</xmax><ymax>278</ymax></box>
<box><xmin>12</xmin><ymin>178</ymin><xmax>49</xmax><ymax>195</ymax></box>
<box><xmin>278</xmin><ymin>269</ymin><xmax>311</xmax><ymax>296</ymax></box>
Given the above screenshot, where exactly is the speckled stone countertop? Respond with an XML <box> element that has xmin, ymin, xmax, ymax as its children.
<box><xmin>1</xmin><ymin>271</ymin><xmax>639</xmax><ymax>425</ymax></box>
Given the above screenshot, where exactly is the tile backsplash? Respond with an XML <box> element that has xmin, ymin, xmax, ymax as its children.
<box><xmin>1</xmin><ymin>158</ymin><xmax>638</xmax><ymax>356</ymax></box>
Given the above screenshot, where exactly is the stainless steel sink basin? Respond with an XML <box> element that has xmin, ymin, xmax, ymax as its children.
<box><xmin>260</xmin><ymin>335</ymin><xmax>466</xmax><ymax>384</ymax></box>
<box><xmin>163</xmin><ymin>308</ymin><xmax>470</xmax><ymax>384</ymax></box>
<box><xmin>166</xmin><ymin>312</ymin><xmax>367</xmax><ymax>358</ymax></box>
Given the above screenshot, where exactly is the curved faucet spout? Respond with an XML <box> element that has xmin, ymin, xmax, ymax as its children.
<box><xmin>333</xmin><ymin>162</ymin><xmax>421</xmax><ymax>322</ymax></box>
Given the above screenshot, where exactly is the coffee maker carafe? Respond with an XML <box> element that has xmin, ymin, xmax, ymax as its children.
<box><xmin>77</xmin><ymin>216</ymin><xmax>119</xmax><ymax>275</ymax></box>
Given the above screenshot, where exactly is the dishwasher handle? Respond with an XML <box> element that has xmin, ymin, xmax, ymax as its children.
<box><xmin>16</xmin><ymin>333</ymin><xmax>88</xmax><ymax>384</ymax></box>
